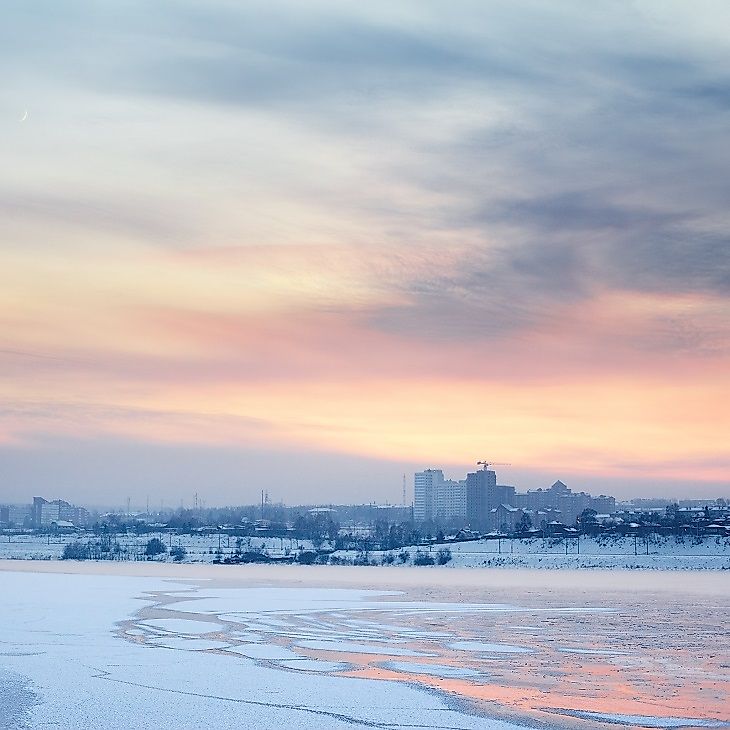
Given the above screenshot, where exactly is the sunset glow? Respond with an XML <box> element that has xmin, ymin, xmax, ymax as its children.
<box><xmin>2</xmin><ymin>1</ymin><xmax>728</xmax><ymax>503</ymax></box>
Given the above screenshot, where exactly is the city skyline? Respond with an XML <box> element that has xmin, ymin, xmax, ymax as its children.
<box><xmin>2</xmin><ymin>1</ymin><xmax>729</xmax><ymax>505</ymax></box>
<box><xmin>1</xmin><ymin>461</ymin><xmax>726</xmax><ymax>511</ymax></box>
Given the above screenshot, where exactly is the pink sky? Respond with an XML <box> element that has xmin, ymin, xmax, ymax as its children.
<box><xmin>1</xmin><ymin>1</ymin><xmax>728</xmax><ymax>504</ymax></box>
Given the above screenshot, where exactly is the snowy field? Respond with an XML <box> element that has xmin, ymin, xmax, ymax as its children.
<box><xmin>1</xmin><ymin>533</ymin><xmax>729</xmax><ymax>570</ymax></box>
<box><xmin>334</xmin><ymin>534</ymin><xmax>730</xmax><ymax>570</ymax></box>
<box><xmin>0</xmin><ymin>533</ymin><xmax>314</xmax><ymax>562</ymax></box>
<box><xmin>1</xmin><ymin>562</ymin><xmax>728</xmax><ymax>730</ymax></box>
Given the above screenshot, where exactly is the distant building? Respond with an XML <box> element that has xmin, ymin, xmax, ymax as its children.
<box><xmin>30</xmin><ymin>497</ymin><xmax>89</xmax><ymax>528</ymax></box>
<box><xmin>511</xmin><ymin>481</ymin><xmax>615</xmax><ymax>524</ymax></box>
<box><xmin>590</xmin><ymin>495</ymin><xmax>616</xmax><ymax>514</ymax></box>
<box><xmin>465</xmin><ymin>466</ymin><xmax>496</xmax><ymax>528</ymax></box>
<box><xmin>7</xmin><ymin>505</ymin><xmax>32</xmax><ymax>528</ymax></box>
<box><xmin>489</xmin><ymin>504</ymin><xmax>525</xmax><ymax>532</ymax></box>
<box><xmin>414</xmin><ymin>469</ymin><xmax>443</xmax><ymax>522</ymax></box>
<box><xmin>434</xmin><ymin>479</ymin><xmax>467</xmax><ymax>520</ymax></box>
<box><xmin>414</xmin><ymin>468</ymin><xmax>616</xmax><ymax>530</ymax></box>
<box><xmin>414</xmin><ymin>470</ymin><xmax>467</xmax><ymax>522</ymax></box>
<box><xmin>495</xmin><ymin>485</ymin><xmax>516</xmax><ymax>506</ymax></box>
<box><xmin>32</xmin><ymin>497</ymin><xmax>47</xmax><ymax>528</ymax></box>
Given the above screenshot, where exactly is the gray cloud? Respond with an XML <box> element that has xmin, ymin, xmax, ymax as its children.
<box><xmin>0</xmin><ymin>188</ymin><xmax>191</xmax><ymax>244</ymax></box>
<box><xmin>2</xmin><ymin>0</ymin><xmax>729</xmax><ymax>348</ymax></box>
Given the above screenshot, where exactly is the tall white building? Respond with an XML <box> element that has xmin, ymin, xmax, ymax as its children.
<box><xmin>414</xmin><ymin>470</ymin><xmax>467</xmax><ymax>522</ymax></box>
<box><xmin>414</xmin><ymin>469</ymin><xmax>441</xmax><ymax>522</ymax></box>
<box><xmin>435</xmin><ymin>479</ymin><xmax>467</xmax><ymax>520</ymax></box>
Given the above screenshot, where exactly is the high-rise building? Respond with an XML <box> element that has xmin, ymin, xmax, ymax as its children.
<box><xmin>414</xmin><ymin>469</ymin><xmax>442</xmax><ymax>522</ymax></box>
<box><xmin>434</xmin><ymin>479</ymin><xmax>467</xmax><ymax>520</ymax></box>
<box><xmin>465</xmin><ymin>467</ymin><xmax>497</xmax><ymax>527</ymax></box>
<box><xmin>414</xmin><ymin>470</ymin><xmax>468</xmax><ymax>522</ymax></box>
<box><xmin>32</xmin><ymin>497</ymin><xmax>47</xmax><ymax>529</ymax></box>
<box><xmin>495</xmin><ymin>484</ymin><xmax>516</xmax><ymax>506</ymax></box>
<box><xmin>30</xmin><ymin>496</ymin><xmax>89</xmax><ymax>528</ymax></box>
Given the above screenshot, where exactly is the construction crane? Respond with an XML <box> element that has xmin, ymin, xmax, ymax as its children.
<box><xmin>476</xmin><ymin>460</ymin><xmax>511</xmax><ymax>470</ymax></box>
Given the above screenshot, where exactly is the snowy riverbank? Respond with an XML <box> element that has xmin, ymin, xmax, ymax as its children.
<box><xmin>333</xmin><ymin>534</ymin><xmax>730</xmax><ymax>570</ymax></box>
<box><xmin>1</xmin><ymin>533</ymin><xmax>728</xmax><ymax>569</ymax></box>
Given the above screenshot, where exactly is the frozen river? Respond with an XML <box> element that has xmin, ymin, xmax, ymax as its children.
<box><xmin>0</xmin><ymin>562</ymin><xmax>728</xmax><ymax>729</ymax></box>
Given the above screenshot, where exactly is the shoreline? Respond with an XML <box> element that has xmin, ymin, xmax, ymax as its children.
<box><xmin>2</xmin><ymin>559</ymin><xmax>728</xmax><ymax>596</ymax></box>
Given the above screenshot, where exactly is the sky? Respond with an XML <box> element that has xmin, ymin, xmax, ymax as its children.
<box><xmin>1</xmin><ymin>0</ymin><xmax>729</xmax><ymax>507</ymax></box>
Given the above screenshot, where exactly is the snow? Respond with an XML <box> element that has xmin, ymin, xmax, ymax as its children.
<box><xmin>0</xmin><ymin>667</ymin><xmax>37</xmax><ymax>729</ymax></box>
<box><xmin>0</xmin><ymin>533</ymin><xmax>315</xmax><ymax>562</ymax></box>
<box><xmin>1</xmin><ymin>564</ymin><xmax>727</xmax><ymax>730</ymax></box>
<box><xmin>0</xmin><ymin>570</ymin><xmax>526</xmax><ymax>730</ymax></box>
<box><xmin>139</xmin><ymin>618</ymin><xmax>222</xmax><ymax>635</ymax></box>
<box><xmin>333</xmin><ymin>535</ymin><xmax>730</xmax><ymax>570</ymax></box>
<box><xmin>2</xmin><ymin>533</ymin><xmax>729</xmax><ymax>570</ymax></box>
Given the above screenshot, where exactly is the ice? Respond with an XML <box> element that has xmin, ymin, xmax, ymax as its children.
<box><xmin>228</xmin><ymin>631</ymin><xmax>264</xmax><ymax>642</ymax></box>
<box><xmin>225</xmin><ymin>644</ymin><xmax>303</xmax><ymax>660</ymax></box>
<box><xmin>146</xmin><ymin>637</ymin><xmax>232</xmax><ymax>651</ymax></box>
<box><xmin>384</xmin><ymin>661</ymin><xmax>484</xmax><ymax>678</ymax></box>
<box><xmin>275</xmin><ymin>659</ymin><xmax>351</xmax><ymax>672</ymax></box>
<box><xmin>2</xmin><ymin>565</ymin><xmax>726</xmax><ymax>730</ymax></box>
<box><xmin>448</xmin><ymin>641</ymin><xmax>532</xmax><ymax>653</ymax></box>
<box><xmin>558</xmin><ymin>647</ymin><xmax>632</xmax><ymax>656</ymax></box>
<box><xmin>139</xmin><ymin>618</ymin><xmax>222</xmax><ymax>635</ymax></box>
<box><xmin>0</xmin><ymin>569</ymin><xmax>523</xmax><ymax>730</ymax></box>
<box><xmin>297</xmin><ymin>639</ymin><xmax>434</xmax><ymax>656</ymax></box>
<box><xmin>558</xmin><ymin>711</ymin><xmax>730</xmax><ymax>727</ymax></box>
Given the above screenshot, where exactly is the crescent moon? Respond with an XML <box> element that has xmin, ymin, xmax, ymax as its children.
<box><xmin>20</xmin><ymin>110</ymin><xmax>28</xmax><ymax>122</ymax></box>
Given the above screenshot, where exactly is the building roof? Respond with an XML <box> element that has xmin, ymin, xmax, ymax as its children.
<box><xmin>491</xmin><ymin>504</ymin><xmax>519</xmax><ymax>513</ymax></box>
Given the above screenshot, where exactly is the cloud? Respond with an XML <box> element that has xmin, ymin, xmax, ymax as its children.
<box><xmin>1</xmin><ymin>0</ymin><xmax>729</xmax><ymax>497</ymax></box>
<box><xmin>0</xmin><ymin>188</ymin><xmax>190</xmax><ymax>244</ymax></box>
